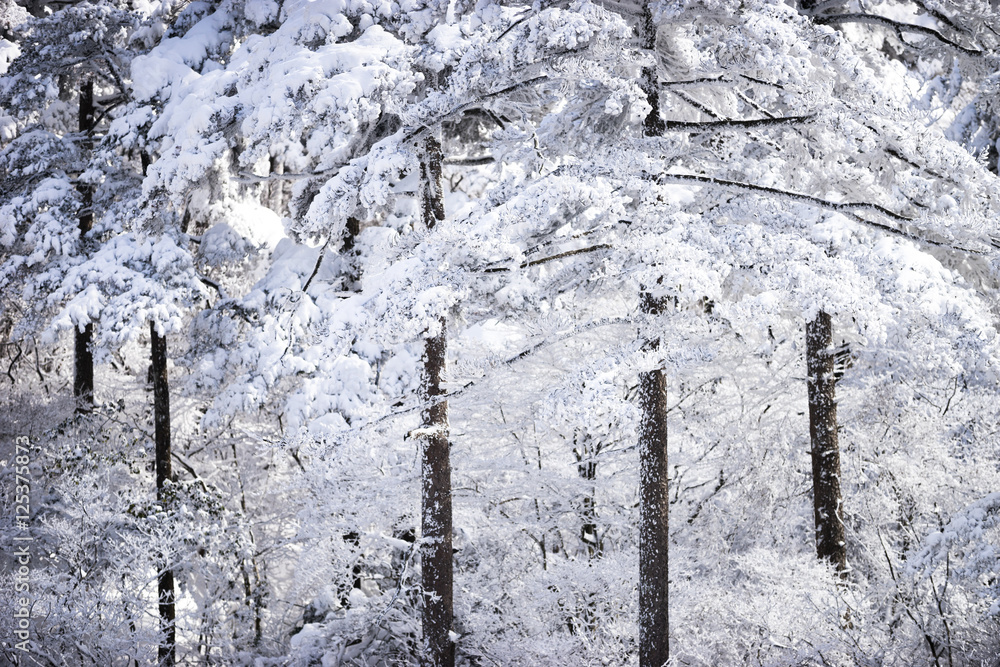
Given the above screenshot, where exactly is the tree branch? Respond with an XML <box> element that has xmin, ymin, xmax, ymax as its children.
<box><xmin>662</xmin><ymin>73</ymin><xmax>784</xmax><ymax>90</ymax></box>
<box><xmin>653</xmin><ymin>172</ymin><xmax>986</xmax><ymax>254</ymax></box>
<box><xmin>369</xmin><ymin>316</ymin><xmax>632</xmax><ymax>426</ymax></box>
<box><xmin>234</xmin><ymin>166</ymin><xmax>342</xmax><ymax>184</ymax></box>
<box><xmin>443</xmin><ymin>155</ymin><xmax>496</xmax><ymax>166</ymax></box>
<box><xmin>663</xmin><ymin>114</ymin><xmax>814</xmax><ymax>131</ymax></box>
<box><xmin>403</xmin><ymin>75</ymin><xmax>549</xmax><ymax>143</ymax></box>
<box><xmin>481</xmin><ymin>243</ymin><xmax>612</xmax><ymax>273</ymax></box>
<box><xmin>815</xmin><ymin>13</ymin><xmax>982</xmax><ymax>56</ymax></box>
<box><xmin>197</xmin><ymin>273</ymin><xmax>228</xmax><ymax>300</ymax></box>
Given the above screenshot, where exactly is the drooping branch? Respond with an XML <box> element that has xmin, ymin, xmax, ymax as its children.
<box><xmin>652</xmin><ymin>172</ymin><xmax>987</xmax><ymax>254</ymax></box>
<box><xmin>815</xmin><ymin>13</ymin><xmax>983</xmax><ymax>56</ymax></box>
<box><xmin>911</xmin><ymin>0</ymin><xmax>960</xmax><ymax>31</ymax></box>
<box><xmin>655</xmin><ymin>172</ymin><xmax>910</xmax><ymax>222</ymax></box>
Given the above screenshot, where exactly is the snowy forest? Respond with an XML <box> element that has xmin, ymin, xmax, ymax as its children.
<box><xmin>3</xmin><ymin>0</ymin><xmax>1000</xmax><ymax>664</ymax></box>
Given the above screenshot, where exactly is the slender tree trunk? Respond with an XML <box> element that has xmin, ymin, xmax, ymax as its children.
<box><xmin>639</xmin><ymin>5</ymin><xmax>665</xmax><ymax>139</ymax></box>
<box><xmin>74</xmin><ymin>79</ymin><xmax>95</xmax><ymax>411</ymax></box>
<box><xmin>422</xmin><ymin>135</ymin><xmax>445</xmax><ymax>225</ymax></box>
<box><xmin>637</xmin><ymin>6</ymin><xmax>669</xmax><ymax>666</ymax></box>
<box><xmin>420</xmin><ymin>320</ymin><xmax>453</xmax><ymax>667</ymax></box>
<box><xmin>151</xmin><ymin>323</ymin><xmax>176</xmax><ymax>666</ymax></box>
<box><xmin>638</xmin><ymin>294</ymin><xmax>669</xmax><ymax>667</ymax></box>
<box><xmin>805</xmin><ymin>311</ymin><xmax>848</xmax><ymax>576</ymax></box>
<box><xmin>266</xmin><ymin>155</ymin><xmax>285</xmax><ymax>214</ymax></box>
<box><xmin>419</xmin><ymin>134</ymin><xmax>453</xmax><ymax>667</ymax></box>
<box><xmin>579</xmin><ymin>462</ymin><xmax>600</xmax><ymax>558</ymax></box>
<box><xmin>573</xmin><ymin>432</ymin><xmax>602</xmax><ymax>559</ymax></box>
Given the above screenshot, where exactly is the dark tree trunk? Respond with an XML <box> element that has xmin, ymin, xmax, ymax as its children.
<box><xmin>573</xmin><ymin>432</ymin><xmax>602</xmax><ymax>559</ymax></box>
<box><xmin>637</xmin><ymin>6</ymin><xmax>669</xmax><ymax>666</ymax></box>
<box><xmin>579</xmin><ymin>460</ymin><xmax>599</xmax><ymax>558</ymax></box>
<box><xmin>805</xmin><ymin>311</ymin><xmax>847</xmax><ymax>577</ymax></box>
<box><xmin>342</xmin><ymin>216</ymin><xmax>363</xmax><ymax>289</ymax></box>
<box><xmin>419</xmin><ymin>134</ymin><xmax>453</xmax><ymax>667</ymax></box>
<box><xmin>639</xmin><ymin>4</ymin><xmax>665</xmax><ymax>139</ymax></box>
<box><xmin>420</xmin><ymin>321</ymin><xmax>453</xmax><ymax>667</ymax></box>
<box><xmin>638</xmin><ymin>295</ymin><xmax>669</xmax><ymax>667</ymax></box>
<box><xmin>74</xmin><ymin>79</ymin><xmax>95</xmax><ymax>411</ymax></box>
<box><xmin>151</xmin><ymin>323</ymin><xmax>176</xmax><ymax>666</ymax></box>
<box><xmin>422</xmin><ymin>135</ymin><xmax>445</xmax><ymax>227</ymax></box>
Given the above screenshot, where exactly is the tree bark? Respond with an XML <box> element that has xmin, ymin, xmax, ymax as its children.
<box><xmin>805</xmin><ymin>311</ymin><xmax>848</xmax><ymax>577</ymax></box>
<box><xmin>419</xmin><ymin>134</ymin><xmax>453</xmax><ymax>667</ymax></box>
<box><xmin>637</xmin><ymin>6</ymin><xmax>669</xmax><ymax>666</ymax></box>
<box><xmin>573</xmin><ymin>432</ymin><xmax>602</xmax><ymax>559</ymax></box>
<box><xmin>638</xmin><ymin>294</ymin><xmax>669</xmax><ymax>667</ymax></box>
<box><xmin>74</xmin><ymin>79</ymin><xmax>95</xmax><ymax>411</ymax></box>
<box><xmin>420</xmin><ymin>320</ymin><xmax>453</xmax><ymax>667</ymax></box>
<box><xmin>151</xmin><ymin>323</ymin><xmax>176</xmax><ymax>666</ymax></box>
<box><xmin>422</xmin><ymin>135</ymin><xmax>445</xmax><ymax>228</ymax></box>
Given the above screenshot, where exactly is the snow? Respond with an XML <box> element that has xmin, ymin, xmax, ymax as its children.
<box><xmin>5</xmin><ymin>0</ymin><xmax>1000</xmax><ymax>664</ymax></box>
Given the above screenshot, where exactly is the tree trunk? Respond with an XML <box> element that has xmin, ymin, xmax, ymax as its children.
<box><xmin>266</xmin><ymin>155</ymin><xmax>286</xmax><ymax>215</ymax></box>
<box><xmin>573</xmin><ymin>432</ymin><xmax>602</xmax><ymax>559</ymax></box>
<box><xmin>74</xmin><ymin>79</ymin><xmax>95</xmax><ymax>411</ymax></box>
<box><xmin>805</xmin><ymin>311</ymin><xmax>847</xmax><ymax>576</ymax></box>
<box><xmin>420</xmin><ymin>320</ymin><xmax>453</xmax><ymax>667</ymax></box>
<box><xmin>638</xmin><ymin>294</ymin><xmax>669</xmax><ymax>667</ymax></box>
<box><xmin>151</xmin><ymin>323</ymin><xmax>176</xmax><ymax>666</ymax></box>
<box><xmin>422</xmin><ymin>135</ymin><xmax>445</xmax><ymax>227</ymax></box>
<box><xmin>639</xmin><ymin>5</ymin><xmax>665</xmax><ymax>139</ymax></box>
<box><xmin>419</xmin><ymin>134</ymin><xmax>453</xmax><ymax>667</ymax></box>
<box><xmin>637</xmin><ymin>6</ymin><xmax>669</xmax><ymax>666</ymax></box>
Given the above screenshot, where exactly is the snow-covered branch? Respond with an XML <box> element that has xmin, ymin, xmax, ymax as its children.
<box><xmin>481</xmin><ymin>243</ymin><xmax>612</xmax><ymax>273</ymax></box>
<box><xmin>662</xmin><ymin>114</ymin><xmax>814</xmax><ymax>131</ymax></box>
<box><xmin>815</xmin><ymin>13</ymin><xmax>983</xmax><ymax>56</ymax></box>
<box><xmin>403</xmin><ymin>75</ymin><xmax>550</xmax><ymax>143</ymax></box>
<box><xmin>653</xmin><ymin>172</ymin><xmax>988</xmax><ymax>253</ymax></box>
